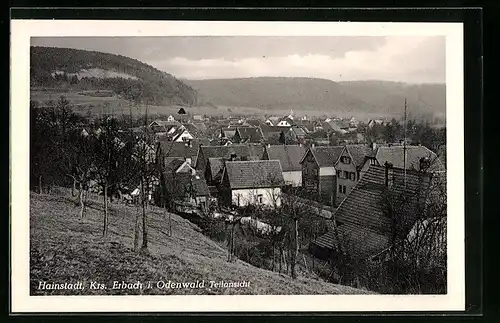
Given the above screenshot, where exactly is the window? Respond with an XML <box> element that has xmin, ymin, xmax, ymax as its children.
<box><xmin>343</xmin><ymin>171</ymin><xmax>349</xmax><ymax>179</ymax></box>
<box><xmin>350</xmin><ymin>172</ymin><xmax>356</xmax><ymax>181</ymax></box>
<box><xmin>337</xmin><ymin>170</ymin><xmax>342</xmax><ymax>178</ymax></box>
<box><xmin>304</xmin><ymin>168</ymin><xmax>308</xmax><ymax>176</ymax></box>
<box><xmin>313</xmin><ymin>169</ymin><xmax>318</xmax><ymax>176</ymax></box>
<box><xmin>338</xmin><ymin>184</ymin><xmax>342</xmax><ymax>193</ymax></box>
<box><xmin>258</xmin><ymin>194</ymin><xmax>263</xmax><ymax>204</ymax></box>
<box><xmin>341</xmin><ymin>156</ymin><xmax>351</xmax><ymax>164</ymax></box>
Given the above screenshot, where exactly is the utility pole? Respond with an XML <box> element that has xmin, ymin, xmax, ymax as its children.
<box><xmin>403</xmin><ymin>98</ymin><xmax>407</xmax><ymax>191</ymax></box>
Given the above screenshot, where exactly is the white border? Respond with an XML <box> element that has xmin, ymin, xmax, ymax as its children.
<box><xmin>10</xmin><ymin>20</ymin><xmax>464</xmax><ymax>313</ymax></box>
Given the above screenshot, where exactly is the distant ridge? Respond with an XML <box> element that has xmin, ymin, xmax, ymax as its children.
<box><xmin>30</xmin><ymin>46</ymin><xmax>198</xmax><ymax>106</ymax></box>
<box><xmin>185</xmin><ymin>77</ymin><xmax>445</xmax><ymax>119</ymax></box>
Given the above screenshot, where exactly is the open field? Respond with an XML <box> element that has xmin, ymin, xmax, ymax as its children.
<box><xmin>30</xmin><ymin>90</ymin><xmax>397</xmax><ymax>121</ymax></box>
<box><xmin>30</xmin><ymin>190</ymin><xmax>372</xmax><ymax>295</ymax></box>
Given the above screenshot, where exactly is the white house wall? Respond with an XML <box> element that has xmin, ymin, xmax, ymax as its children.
<box><xmin>231</xmin><ymin>188</ymin><xmax>282</xmax><ymax>207</ymax></box>
<box><xmin>283</xmin><ymin>171</ymin><xmax>302</xmax><ymax>187</ymax></box>
<box><xmin>319</xmin><ymin>166</ymin><xmax>336</xmax><ymax>176</ymax></box>
<box><xmin>174</xmin><ymin>131</ymin><xmax>194</xmax><ymax>142</ymax></box>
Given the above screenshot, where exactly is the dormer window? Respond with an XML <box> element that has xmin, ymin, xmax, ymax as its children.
<box><xmin>341</xmin><ymin>156</ymin><xmax>351</xmax><ymax>164</ymax></box>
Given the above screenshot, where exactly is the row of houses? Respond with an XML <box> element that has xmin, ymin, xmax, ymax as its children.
<box><xmin>154</xmin><ymin>137</ymin><xmax>445</xmax><ymax>212</ymax></box>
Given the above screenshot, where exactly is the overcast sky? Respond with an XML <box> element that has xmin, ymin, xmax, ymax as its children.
<box><xmin>31</xmin><ymin>36</ymin><xmax>445</xmax><ymax>83</ymax></box>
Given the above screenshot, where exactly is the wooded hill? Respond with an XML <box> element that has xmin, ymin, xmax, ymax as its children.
<box><xmin>30</xmin><ymin>46</ymin><xmax>198</xmax><ymax>106</ymax></box>
<box><xmin>185</xmin><ymin>77</ymin><xmax>446</xmax><ymax>120</ymax></box>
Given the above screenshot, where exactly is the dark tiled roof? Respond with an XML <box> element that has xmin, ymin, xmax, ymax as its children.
<box><xmin>191</xmin><ymin>122</ymin><xmax>208</xmax><ymax>132</ymax></box>
<box><xmin>182</xmin><ymin>123</ymin><xmax>204</xmax><ymax>138</ymax></box>
<box><xmin>164</xmin><ymin>171</ymin><xmax>210</xmax><ymax>197</ymax></box>
<box><xmin>225</xmin><ymin>160</ymin><xmax>285</xmax><ymax>189</ymax></box>
<box><xmin>208</xmin><ymin>157</ymin><xmax>224</xmax><ymax>179</ymax></box>
<box><xmin>236</xmin><ymin>127</ymin><xmax>263</xmax><ymax>143</ymax></box>
<box><xmin>265</xmin><ymin>145</ymin><xmax>306</xmax><ymax>172</ymax></box>
<box><xmin>260</xmin><ymin>125</ymin><xmax>286</xmax><ymax>138</ymax></box>
<box><xmin>220</xmin><ymin>129</ymin><xmax>236</xmax><ymax>138</ymax></box>
<box><xmin>164</xmin><ymin>159</ymin><xmax>186</xmax><ymax>173</ymax></box>
<box><xmin>199</xmin><ymin>144</ymin><xmax>252</xmax><ymax>160</ymax></box>
<box><xmin>310</xmin><ymin>146</ymin><xmax>345</xmax><ymax>168</ymax></box>
<box><xmin>375</xmin><ymin>145</ymin><xmax>445</xmax><ymax>172</ymax></box>
<box><xmin>247</xmin><ymin>144</ymin><xmax>265</xmax><ymax>160</ymax></box>
<box><xmin>312</xmin><ymin>165</ymin><xmax>436</xmax><ymax>259</ymax></box>
<box><xmin>150</xmin><ymin>120</ymin><xmax>180</xmax><ymax>128</ymax></box>
<box><xmin>345</xmin><ymin>144</ymin><xmax>376</xmax><ymax>168</ymax></box>
<box><xmin>157</xmin><ymin>139</ymin><xmax>209</xmax><ymax>166</ymax></box>
<box><xmin>245</xmin><ymin>119</ymin><xmax>263</xmax><ymax>127</ymax></box>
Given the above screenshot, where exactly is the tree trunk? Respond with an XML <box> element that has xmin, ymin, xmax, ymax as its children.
<box><xmin>79</xmin><ymin>184</ymin><xmax>85</xmax><ymax>218</ymax></box>
<box><xmin>291</xmin><ymin>218</ymin><xmax>299</xmax><ymax>279</ymax></box>
<box><xmin>83</xmin><ymin>189</ymin><xmax>88</xmax><ymax>216</ymax></box>
<box><xmin>134</xmin><ymin>204</ymin><xmax>140</xmax><ymax>252</ymax></box>
<box><xmin>38</xmin><ymin>175</ymin><xmax>43</xmax><ymax>194</ymax></box>
<box><xmin>141</xmin><ymin>178</ymin><xmax>148</xmax><ymax>251</ymax></box>
<box><xmin>72</xmin><ymin>178</ymin><xmax>76</xmax><ymax>197</ymax></box>
<box><xmin>103</xmin><ymin>184</ymin><xmax>108</xmax><ymax>237</ymax></box>
<box><xmin>169</xmin><ymin>212</ymin><xmax>172</xmax><ymax>237</ymax></box>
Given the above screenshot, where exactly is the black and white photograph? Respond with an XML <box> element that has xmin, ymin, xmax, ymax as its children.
<box><xmin>11</xmin><ymin>20</ymin><xmax>465</xmax><ymax>312</ymax></box>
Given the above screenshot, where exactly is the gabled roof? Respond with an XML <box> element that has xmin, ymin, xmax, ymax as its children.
<box><xmin>291</xmin><ymin>126</ymin><xmax>307</xmax><ymax>137</ymax></box>
<box><xmin>265</xmin><ymin>145</ymin><xmax>306</xmax><ymax>172</ymax></box>
<box><xmin>182</xmin><ymin>123</ymin><xmax>204</xmax><ymax>138</ymax></box>
<box><xmin>149</xmin><ymin>119</ymin><xmax>180</xmax><ymax>128</ymax></box>
<box><xmin>260</xmin><ymin>125</ymin><xmax>286</xmax><ymax>139</ymax></box>
<box><xmin>198</xmin><ymin>144</ymin><xmax>253</xmax><ymax>161</ymax></box>
<box><xmin>164</xmin><ymin>171</ymin><xmax>210</xmax><ymax>197</ymax></box>
<box><xmin>375</xmin><ymin>145</ymin><xmax>445</xmax><ymax>172</ymax></box>
<box><xmin>208</xmin><ymin>157</ymin><xmax>224</xmax><ymax>180</ymax></box>
<box><xmin>191</xmin><ymin>122</ymin><xmax>208</xmax><ymax>132</ymax></box>
<box><xmin>157</xmin><ymin>139</ymin><xmax>209</xmax><ymax>166</ymax></box>
<box><xmin>312</xmin><ymin>165</ymin><xmax>436</xmax><ymax>259</ymax></box>
<box><xmin>300</xmin><ymin>146</ymin><xmax>344</xmax><ymax>168</ymax></box>
<box><xmin>220</xmin><ymin>128</ymin><xmax>236</xmax><ymax>138</ymax></box>
<box><xmin>245</xmin><ymin>119</ymin><xmax>263</xmax><ymax>127</ymax></box>
<box><xmin>224</xmin><ymin>160</ymin><xmax>285</xmax><ymax>189</ymax></box>
<box><xmin>344</xmin><ymin>144</ymin><xmax>376</xmax><ymax>168</ymax></box>
<box><xmin>247</xmin><ymin>144</ymin><xmax>265</xmax><ymax>160</ymax></box>
<box><xmin>236</xmin><ymin>127</ymin><xmax>263</xmax><ymax>143</ymax></box>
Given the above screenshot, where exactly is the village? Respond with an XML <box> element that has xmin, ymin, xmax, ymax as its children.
<box><xmin>28</xmin><ymin>98</ymin><xmax>448</xmax><ymax>294</ymax></box>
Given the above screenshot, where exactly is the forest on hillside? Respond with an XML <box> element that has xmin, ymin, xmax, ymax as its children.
<box><xmin>30</xmin><ymin>46</ymin><xmax>198</xmax><ymax>106</ymax></box>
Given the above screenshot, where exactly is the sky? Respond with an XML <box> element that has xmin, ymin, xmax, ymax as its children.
<box><xmin>31</xmin><ymin>36</ymin><xmax>445</xmax><ymax>84</ymax></box>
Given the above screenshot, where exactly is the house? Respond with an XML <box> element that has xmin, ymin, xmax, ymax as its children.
<box><xmin>373</xmin><ymin>145</ymin><xmax>446</xmax><ymax>173</ymax></box>
<box><xmin>300</xmin><ymin>146</ymin><xmax>344</xmax><ymax>206</ymax></box>
<box><xmin>167</xmin><ymin>115</ymin><xmax>175</xmax><ymax>122</ymax></box>
<box><xmin>277</xmin><ymin>117</ymin><xmax>294</xmax><ymax>127</ymax></box>
<box><xmin>334</xmin><ymin>144</ymin><xmax>375</xmax><ymax>206</ymax></box>
<box><xmin>193</xmin><ymin>115</ymin><xmax>204</xmax><ymax>121</ymax></box>
<box><xmin>260</xmin><ymin>125</ymin><xmax>288</xmax><ymax>143</ymax></box>
<box><xmin>244</xmin><ymin>119</ymin><xmax>263</xmax><ymax>127</ymax></box>
<box><xmin>263</xmin><ymin>145</ymin><xmax>306</xmax><ymax>187</ymax></box>
<box><xmin>367</xmin><ymin>119</ymin><xmax>385</xmax><ymax>128</ymax></box>
<box><xmin>161</xmin><ymin>162</ymin><xmax>211</xmax><ymax>212</ymax></box>
<box><xmin>156</xmin><ymin>139</ymin><xmax>210</xmax><ymax>170</ymax></box>
<box><xmin>348</xmin><ymin>117</ymin><xmax>359</xmax><ymax>128</ymax></box>
<box><xmin>191</xmin><ymin>122</ymin><xmax>208</xmax><ymax>134</ymax></box>
<box><xmin>195</xmin><ymin>145</ymin><xmax>260</xmax><ymax>185</ymax></box>
<box><xmin>265</xmin><ymin>116</ymin><xmax>280</xmax><ymax>126</ymax></box>
<box><xmin>309</xmin><ymin>164</ymin><xmax>445</xmax><ymax>262</ymax></box>
<box><xmin>310</xmin><ymin>164</ymin><xmax>446</xmax><ymax>259</ymax></box>
<box><xmin>219</xmin><ymin>127</ymin><xmax>237</xmax><ymax>141</ymax></box>
<box><xmin>327</xmin><ymin>120</ymin><xmax>350</xmax><ymax>134</ymax></box>
<box><xmin>148</xmin><ymin>119</ymin><xmax>181</xmax><ymax>134</ymax></box>
<box><xmin>220</xmin><ymin>160</ymin><xmax>285</xmax><ymax>207</ymax></box>
<box><xmin>233</xmin><ymin>127</ymin><xmax>263</xmax><ymax>144</ymax></box>
<box><xmin>285</xmin><ymin>126</ymin><xmax>307</xmax><ymax>143</ymax></box>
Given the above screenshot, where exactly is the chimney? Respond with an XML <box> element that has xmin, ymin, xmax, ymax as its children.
<box><xmin>267</xmin><ymin>143</ymin><xmax>271</xmax><ymax>148</ymax></box>
<box><xmin>384</xmin><ymin>161</ymin><xmax>394</xmax><ymax>187</ymax></box>
<box><xmin>372</xmin><ymin>142</ymin><xmax>377</xmax><ymax>151</ymax></box>
<box><xmin>312</xmin><ymin>143</ymin><xmax>315</xmax><ymax>148</ymax></box>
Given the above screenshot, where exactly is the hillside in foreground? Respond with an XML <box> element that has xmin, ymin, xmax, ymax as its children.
<box><xmin>30</xmin><ymin>191</ymin><xmax>371</xmax><ymax>295</ymax></box>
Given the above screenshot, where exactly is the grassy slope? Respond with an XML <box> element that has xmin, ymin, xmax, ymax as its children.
<box><xmin>30</xmin><ymin>191</ymin><xmax>371</xmax><ymax>295</ymax></box>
